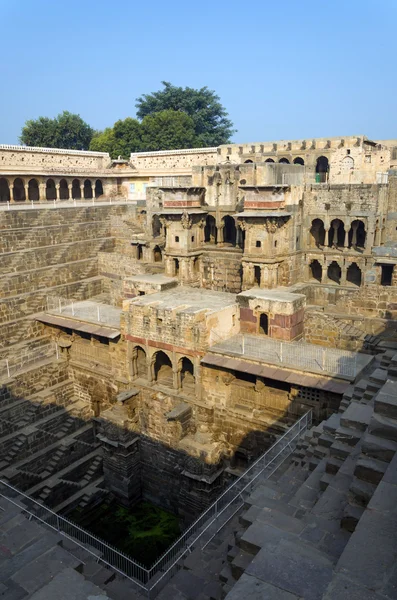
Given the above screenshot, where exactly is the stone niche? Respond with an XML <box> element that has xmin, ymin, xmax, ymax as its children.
<box><xmin>237</xmin><ymin>288</ymin><xmax>306</xmax><ymax>341</ymax></box>
<box><xmin>123</xmin><ymin>274</ymin><xmax>178</xmax><ymax>299</ymax></box>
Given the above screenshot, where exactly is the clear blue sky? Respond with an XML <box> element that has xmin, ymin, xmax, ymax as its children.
<box><xmin>1</xmin><ymin>0</ymin><xmax>396</xmax><ymax>145</ymax></box>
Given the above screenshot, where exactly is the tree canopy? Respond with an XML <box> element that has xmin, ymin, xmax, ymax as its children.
<box><xmin>136</xmin><ymin>81</ymin><xmax>235</xmax><ymax>147</ymax></box>
<box><xmin>140</xmin><ymin>110</ymin><xmax>196</xmax><ymax>152</ymax></box>
<box><xmin>90</xmin><ymin>118</ymin><xmax>141</xmax><ymax>159</ymax></box>
<box><xmin>20</xmin><ymin>111</ymin><xmax>94</xmax><ymax>150</ymax></box>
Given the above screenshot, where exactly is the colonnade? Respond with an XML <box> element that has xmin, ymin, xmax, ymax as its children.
<box><xmin>0</xmin><ymin>176</ymin><xmax>105</xmax><ymax>202</ymax></box>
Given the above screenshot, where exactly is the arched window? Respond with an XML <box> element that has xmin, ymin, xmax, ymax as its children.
<box><xmin>329</xmin><ymin>219</ymin><xmax>345</xmax><ymax>248</ymax></box>
<box><xmin>13</xmin><ymin>178</ymin><xmax>25</xmax><ymax>201</ymax></box>
<box><xmin>265</xmin><ymin>158</ymin><xmax>275</xmax><ymax>163</ymax></box>
<box><xmin>293</xmin><ymin>157</ymin><xmax>305</xmax><ymax>166</ymax></box>
<box><xmin>348</xmin><ymin>220</ymin><xmax>366</xmax><ymax>249</ymax></box>
<box><xmin>95</xmin><ymin>180</ymin><xmax>104</xmax><ymax>198</ymax></box>
<box><xmin>72</xmin><ymin>179</ymin><xmax>81</xmax><ymax>199</ymax></box>
<box><xmin>0</xmin><ymin>178</ymin><xmax>10</xmax><ymax>202</ymax></box>
<box><xmin>259</xmin><ymin>313</ymin><xmax>268</xmax><ymax>335</ymax></box>
<box><xmin>346</xmin><ymin>263</ymin><xmax>362</xmax><ymax>287</ymax></box>
<box><xmin>84</xmin><ymin>179</ymin><xmax>93</xmax><ymax>199</ymax></box>
<box><xmin>204</xmin><ymin>215</ymin><xmax>217</xmax><ymax>244</ymax></box>
<box><xmin>180</xmin><ymin>357</ymin><xmax>195</xmax><ymax>392</ymax></box>
<box><xmin>152</xmin><ymin>215</ymin><xmax>162</xmax><ymax>238</ymax></box>
<box><xmin>244</xmin><ymin>159</ymin><xmax>253</xmax><ymax>164</ymax></box>
<box><xmin>46</xmin><ymin>179</ymin><xmax>56</xmax><ymax>200</ymax></box>
<box><xmin>327</xmin><ymin>261</ymin><xmax>341</xmax><ymax>284</ymax></box>
<box><xmin>316</xmin><ymin>156</ymin><xmax>329</xmax><ymax>182</ymax></box>
<box><xmin>223</xmin><ymin>215</ymin><xmax>237</xmax><ymax>246</ymax></box>
<box><xmin>28</xmin><ymin>179</ymin><xmax>39</xmax><ymax>201</ymax></box>
<box><xmin>153</xmin><ymin>245</ymin><xmax>162</xmax><ymax>262</ymax></box>
<box><xmin>310</xmin><ymin>219</ymin><xmax>325</xmax><ymax>247</ymax></box>
<box><xmin>134</xmin><ymin>346</ymin><xmax>147</xmax><ymax>378</ymax></box>
<box><xmin>59</xmin><ymin>179</ymin><xmax>69</xmax><ymax>200</ymax></box>
<box><xmin>154</xmin><ymin>351</ymin><xmax>173</xmax><ymax>386</ymax></box>
<box><xmin>341</xmin><ymin>156</ymin><xmax>354</xmax><ymax>172</ymax></box>
<box><xmin>310</xmin><ymin>260</ymin><xmax>322</xmax><ymax>282</ymax></box>
<box><xmin>279</xmin><ymin>158</ymin><xmax>290</xmax><ymax>164</ymax></box>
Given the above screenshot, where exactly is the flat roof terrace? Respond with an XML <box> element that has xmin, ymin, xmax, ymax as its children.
<box><xmin>206</xmin><ymin>334</ymin><xmax>373</xmax><ymax>382</ymax></box>
<box><xmin>126</xmin><ymin>287</ymin><xmax>237</xmax><ymax>315</ymax></box>
<box><xmin>38</xmin><ymin>300</ymin><xmax>121</xmax><ymax>339</ymax></box>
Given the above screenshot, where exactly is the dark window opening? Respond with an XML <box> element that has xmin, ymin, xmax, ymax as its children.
<box><xmin>381</xmin><ymin>264</ymin><xmax>394</xmax><ymax>286</ymax></box>
<box><xmin>254</xmin><ymin>266</ymin><xmax>261</xmax><ymax>286</ymax></box>
<box><xmin>259</xmin><ymin>313</ymin><xmax>269</xmax><ymax>335</ymax></box>
<box><xmin>256</xmin><ymin>240</ymin><xmax>261</xmax><ymax>248</ymax></box>
<box><xmin>175</xmin><ymin>236</ymin><xmax>179</xmax><ymax>243</ymax></box>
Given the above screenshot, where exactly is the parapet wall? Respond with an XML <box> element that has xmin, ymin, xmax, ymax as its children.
<box><xmin>0</xmin><ymin>144</ymin><xmax>110</xmax><ymax>174</ymax></box>
<box><xmin>129</xmin><ymin>147</ymin><xmax>218</xmax><ymax>173</ymax></box>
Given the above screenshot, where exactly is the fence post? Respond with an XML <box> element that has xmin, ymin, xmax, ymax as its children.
<box><xmin>280</xmin><ymin>342</ymin><xmax>283</xmax><ymax>363</ymax></box>
<box><xmin>322</xmin><ymin>348</ymin><xmax>326</xmax><ymax>370</ymax></box>
<box><xmin>6</xmin><ymin>359</ymin><xmax>10</xmax><ymax>379</ymax></box>
<box><xmin>59</xmin><ymin>299</ymin><xmax>62</xmax><ymax>314</ymax></box>
<box><xmin>97</xmin><ymin>306</ymin><xmax>100</xmax><ymax>322</ymax></box>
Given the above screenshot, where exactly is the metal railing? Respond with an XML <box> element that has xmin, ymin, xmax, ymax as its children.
<box><xmin>0</xmin><ymin>410</ymin><xmax>312</xmax><ymax>597</ymax></box>
<box><xmin>46</xmin><ymin>296</ymin><xmax>120</xmax><ymax>329</ymax></box>
<box><xmin>0</xmin><ymin>342</ymin><xmax>57</xmax><ymax>380</ymax></box>
<box><xmin>210</xmin><ymin>334</ymin><xmax>357</xmax><ymax>378</ymax></box>
<box><xmin>0</xmin><ymin>197</ymin><xmax>135</xmax><ymax>211</ymax></box>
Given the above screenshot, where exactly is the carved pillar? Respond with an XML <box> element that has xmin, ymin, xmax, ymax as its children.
<box><xmin>260</xmin><ymin>265</ymin><xmax>267</xmax><ymax>288</ymax></box>
<box><xmin>130</xmin><ymin>347</ymin><xmax>138</xmax><ymax>379</ymax></box>
<box><xmin>351</xmin><ymin>222</ymin><xmax>358</xmax><ymax>247</ymax></box>
<box><xmin>148</xmin><ymin>356</ymin><xmax>155</xmax><ymax>383</ymax></box>
<box><xmin>24</xmin><ymin>183</ymin><xmax>29</xmax><ymax>201</ymax></box>
<box><xmin>80</xmin><ymin>184</ymin><xmax>85</xmax><ymax>200</ymax></box>
<box><xmin>332</xmin><ymin>221</ymin><xmax>339</xmax><ymax>248</ymax></box>
<box><xmin>217</xmin><ymin>225</ymin><xmax>224</xmax><ymax>244</ymax></box>
<box><xmin>68</xmin><ymin>183</ymin><xmax>73</xmax><ymax>199</ymax></box>
<box><xmin>341</xmin><ymin>262</ymin><xmax>347</xmax><ymax>285</ymax></box>
<box><xmin>9</xmin><ymin>184</ymin><xmax>14</xmax><ymax>203</ymax></box>
<box><xmin>343</xmin><ymin>227</ymin><xmax>349</xmax><ymax>249</ymax></box>
<box><xmin>324</xmin><ymin>227</ymin><xmax>330</xmax><ymax>247</ymax></box>
<box><xmin>39</xmin><ymin>182</ymin><xmax>46</xmax><ymax>201</ymax></box>
<box><xmin>173</xmin><ymin>368</ymin><xmax>180</xmax><ymax>390</ymax></box>
<box><xmin>55</xmin><ymin>184</ymin><xmax>60</xmax><ymax>201</ymax></box>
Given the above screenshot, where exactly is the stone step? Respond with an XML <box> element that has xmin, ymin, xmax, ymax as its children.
<box><xmin>368</xmin><ymin>412</ymin><xmax>397</xmax><ymax>442</ymax></box>
<box><xmin>230</xmin><ymin>549</ymin><xmax>253</xmax><ymax>580</ymax></box>
<box><xmin>374</xmin><ymin>380</ymin><xmax>397</xmax><ymax>420</ymax></box>
<box><xmin>334</xmin><ymin>425</ymin><xmax>362</xmax><ymax>447</ymax></box>
<box><xmin>361</xmin><ymin>432</ymin><xmax>397</xmax><ymax>463</ymax></box>
<box><xmin>341</xmin><ymin>502</ymin><xmax>365</xmax><ymax>533</ymax></box>
<box><xmin>323</xmin><ymin>413</ymin><xmax>341</xmax><ymax>435</ymax></box>
<box><xmin>354</xmin><ymin>456</ymin><xmax>388</xmax><ymax>485</ymax></box>
<box><xmin>330</xmin><ymin>441</ymin><xmax>353</xmax><ymax>460</ymax></box>
<box><xmin>349</xmin><ymin>476</ymin><xmax>377</xmax><ymax>507</ymax></box>
<box><xmin>325</xmin><ymin>456</ymin><xmax>344</xmax><ymax>475</ymax></box>
<box><xmin>340</xmin><ymin>402</ymin><xmax>373</xmax><ymax>432</ymax></box>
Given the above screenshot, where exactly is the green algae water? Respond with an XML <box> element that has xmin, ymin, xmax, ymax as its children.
<box><xmin>69</xmin><ymin>500</ymin><xmax>180</xmax><ymax>567</ymax></box>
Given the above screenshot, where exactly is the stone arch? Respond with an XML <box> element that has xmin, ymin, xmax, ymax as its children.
<box><xmin>180</xmin><ymin>357</ymin><xmax>195</xmax><ymax>392</ymax></box>
<box><xmin>84</xmin><ymin>179</ymin><xmax>93</xmax><ymax>199</ymax></box>
<box><xmin>0</xmin><ymin>178</ymin><xmax>10</xmax><ymax>202</ymax></box>
<box><xmin>310</xmin><ymin>219</ymin><xmax>325</xmax><ymax>247</ymax></box>
<box><xmin>347</xmin><ymin>262</ymin><xmax>362</xmax><ymax>286</ymax></box>
<box><xmin>310</xmin><ymin>259</ymin><xmax>322</xmax><ymax>282</ymax></box>
<box><xmin>223</xmin><ymin>215</ymin><xmax>237</xmax><ymax>246</ymax></box>
<box><xmin>329</xmin><ymin>219</ymin><xmax>345</xmax><ymax>248</ymax></box>
<box><xmin>265</xmin><ymin>158</ymin><xmax>275</xmax><ymax>163</ymax></box>
<box><xmin>327</xmin><ymin>261</ymin><xmax>341</xmax><ymax>284</ymax></box>
<box><xmin>341</xmin><ymin>155</ymin><xmax>354</xmax><ymax>172</ymax></box>
<box><xmin>133</xmin><ymin>345</ymin><xmax>147</xmax><ymax>379</ymax></box>
<box><xmin>153</xmin><ymin>351</ymin><xmax>173</xmax><ymax>386</ymax></box>
<box><xmin>28</xmin><ymin>178</ymin><xmax>39</xmax><ymax>201</ymax></box>
<box><xmin>153</xmin><ymin>245</ymin><xmax>162</xmax><ymax>263</ymax></box>
<box><xmin>348</xmin><ymin>219</ymin><xmax>366</xmax><ymax>249</ymax></box>
<box><xmin>152</xmin><ymin>214</ymin><xmax>162</xmax><ymax>238</ymax></box>
<box><xmin>204</xmin><ymin>215</ymin><xmax>217</xmax><ymax>244</ymax></box>
<box><xmin>244</xmin><ymin>159</ymin><xmax>253</xmax><ymax>164</ymax></box>
<box><xmin>59</xmin><ymin>178</ymin><xmax>69</xmax><ymax>200</ymax></box>
<box><xmin>72</xmin><ymin>179</ymin><xmax>81</xmax><ymax>199</ymax></box>
<box><xmin>316</xmin><ymin>156</ymin><xmax>329</xmax><ymax>182</ymax></box>
<box><xmin>95</xmin><ymin>179</ymin><xmax>104</xmax><ymax>198</ymax></box>
<box><xmin>293</xmin><ymin>157</ymin><xmax>305</xmax><ymax>165</ymax></box>
<box><xmin>46</xmin><ymin>178</ymin><xmax>56</xmax><ymax>200</ymax></box>
<box><xmin>13</xmin><ymin>178</ymin><xmax>25</xmax><ymax>201</ymax></box>
<box><xmin>279</xmin><ymin>157</ymin><xmax>290</xmax><ymax>164</ymax></box>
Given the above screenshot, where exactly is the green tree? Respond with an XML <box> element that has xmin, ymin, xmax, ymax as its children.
<box><xmin>140</xmin><ymin>110</ymin><xmax>196</xmax><ymax>151</ymax></box>
<box><xmin>90</xmin><ymin>118</ymin><xmax>142</xmax><ymax>158</ymax></box>
<box><xmin>136</xmin><ymin>81</ymin><xmax>235</xmax><ymax>147</ymax></box>
<box><xmin>20</xmin><ymin>111</ymin><xmax>94</xmax><ymax>150</ymax></box>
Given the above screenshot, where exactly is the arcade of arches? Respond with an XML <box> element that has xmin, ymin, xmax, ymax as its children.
<box><xmin>310</xmin><ymin>218</ymin><xmax>367</xmax><ymax>250</ymax></box>
<box><xmin>131</xmin><ymin>347</ymin><xmax>196</xmax><ymax>393</ymax></box>
<box><xmin>0</xmin><ymin>177</ymin><xmax>105</xmax><ymax>202</ymax></box>
<box><xmin>309</xmin><ymin>258</ymin><xmax>363</xmax><ymax>286</ymax></box>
